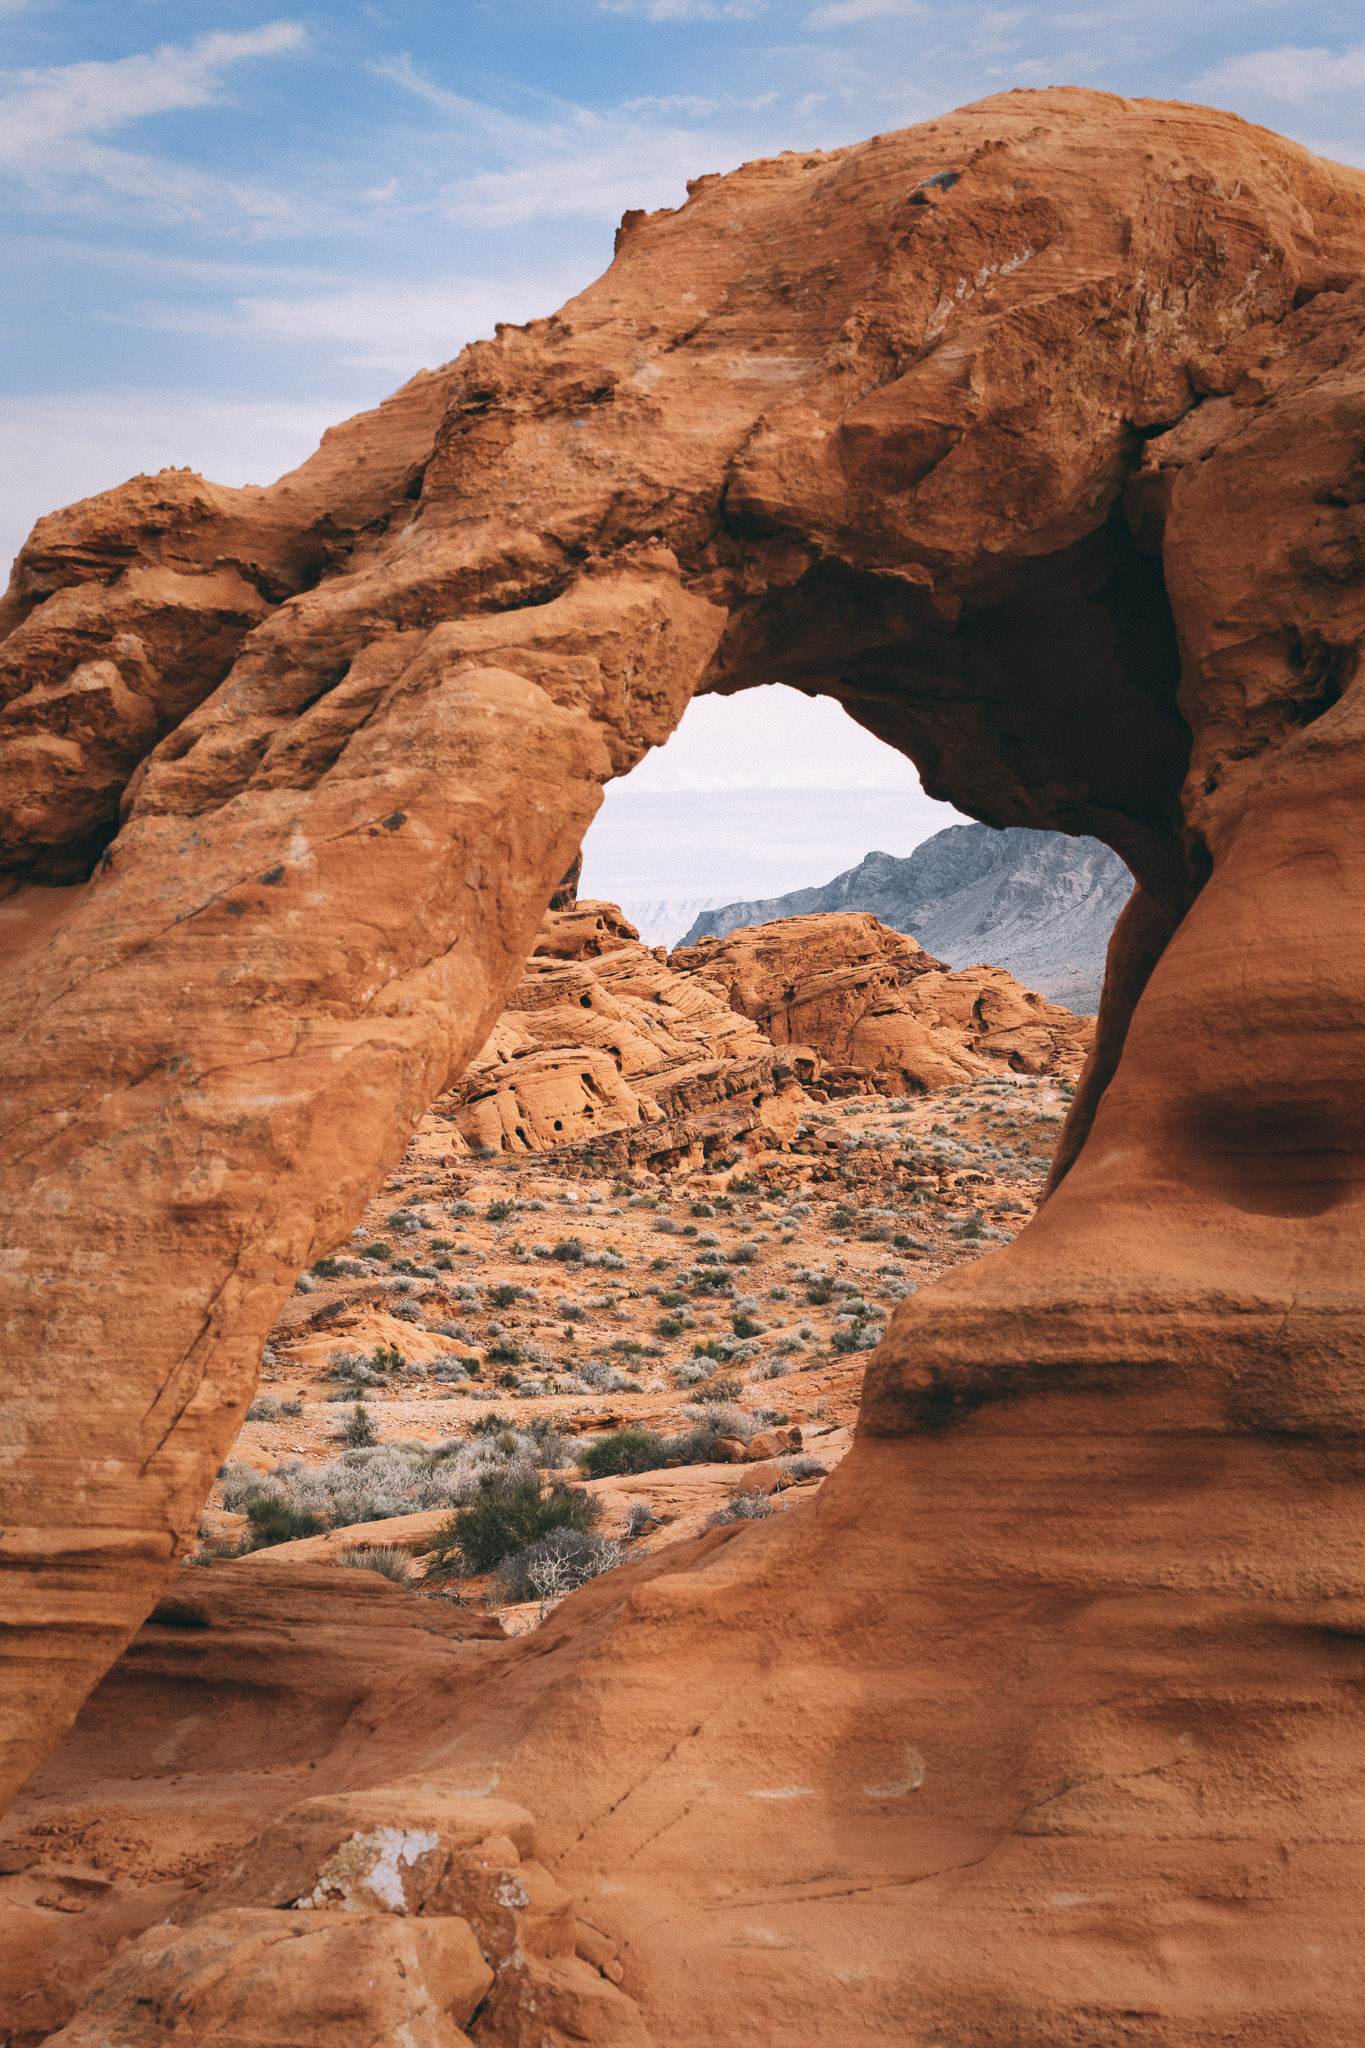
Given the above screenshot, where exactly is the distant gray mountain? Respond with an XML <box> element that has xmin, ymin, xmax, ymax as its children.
<box><xmin>678</xmin><ymin>824</ymin><xmax>1132</xmax><ymax>1014</ymax></box>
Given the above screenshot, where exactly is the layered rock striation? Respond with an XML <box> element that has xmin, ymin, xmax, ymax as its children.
<box><xmin>673</xmin><ymin>910</ymin><xmax>1094</xmax><ymax>1092</ymax></box>
<box><xmin>432</xmin><ymin>900</ymin><xmax>1089</xmax><ymax>1173</ymax></box>
<box><xmin>4</xmin><ymin>84</ymin><xmax>1365</xmax><ymax>2045</ymax></box>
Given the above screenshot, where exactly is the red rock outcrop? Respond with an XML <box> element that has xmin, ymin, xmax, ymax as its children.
<box><xmin>4</xmin><ymin>84</ymin><xmax>1365</xmax><ymax>2044</ymax></box>
<box><xmin>438</xmin><ymin>899</ymin><xmax>806</xmax><ymax>1161</ymax></box>
<box><xmin>431</xmin><ymin>901</ymin><xmax>1089</xmax><ymax>1169</ymax></box>
<box><xmin>674</xmin><ymin>910</ymin><xmax>1093</xmax><ymax>1090</ymax></box>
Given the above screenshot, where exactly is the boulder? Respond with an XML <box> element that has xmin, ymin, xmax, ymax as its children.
<box><xmin>43</xmin><ymin>1907</ymin><xmax>491</xmax><ymax>2048</ymax></box>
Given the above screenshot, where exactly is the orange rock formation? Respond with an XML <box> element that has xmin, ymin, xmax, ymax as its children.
<box><xmin>674</xmin><ymin>911</ymin><xmax>1093</xmax><ymax>1092</ymax></box>
<box><xmin>3</xmin><ymin>85</ymin><xmax>1365</xmax><ymax>2043</ymax></box>
<box><xmin>437</xmin><ymin>899</ymin><xmax>1089</xmax><ymax>1169</ymax></box>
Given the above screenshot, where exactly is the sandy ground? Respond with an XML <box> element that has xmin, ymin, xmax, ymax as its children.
<box><xmin>211</xmin><ymin>1071</ymin><xmax>1072</xmax><ymax>1620</ymax></box>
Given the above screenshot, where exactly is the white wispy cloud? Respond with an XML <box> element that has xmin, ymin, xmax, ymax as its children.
<box><xmin>0</xmin><ymin>24</ymin><xmax>309</xmax><ymax>228</ymax></box>
<box><xmin>805</xmin><ymin>0</ymin><xmax>929</xmax><ymax>30</ymax></box>
<box><xmin>599</xmin><ymin>1</ymin><xmax>768</xmax><ymax>20</ymax></box>
<box><xmin>374</xmin><ymin>54</ymin><xmax>778</xmax><ymax>227</ymax></box>
<box><xmin>621</xmin><ymin>91</ymin><xmax>779</xmax><ymax>113</ymax></box>
<box><xmin>1191</xmin><ymin>40</ymin><xmax>1365</xmax><ymax>109</ymax></box>
<box><xmin>112</xmin><ymin>274</ymin><xmax>587</xmax><ymax>372</ymax></box>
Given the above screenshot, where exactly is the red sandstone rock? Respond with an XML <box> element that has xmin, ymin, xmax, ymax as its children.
<box><xmin>673</xmin><ymin>911</ymin><xmax>1092</xmax><ymax>1089</ymax></box>
<box><xmin>4</xmin><ymin>85</ymin><xmax>1365</xmax><ymax>2047</ymax></box>
<box><xmin>44</xmin><ymin>1907</ymin><xmax>491</xmax><ymax>2047</ymax></box>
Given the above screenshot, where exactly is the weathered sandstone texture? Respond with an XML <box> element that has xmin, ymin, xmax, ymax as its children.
<box><xmin>673</xmin><ymin>910</ymin><xmax>1093</xmax><ymax>1092</ymax></box>
<box><xmin>4</xmin><ymin>84</ymin><xmax>1365</xmax><ymax>2042</ymax></box>
<box><xmin>432</xmin><ymin>898</ymin><xmax>1087</xmax><ymax>1170</ymax></box>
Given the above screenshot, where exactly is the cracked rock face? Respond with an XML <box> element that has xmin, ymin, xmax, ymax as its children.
<box><xmin>4</xmin><ymin>84</ymin><xmax>1365</xmax><ymax>2042</ymax></box>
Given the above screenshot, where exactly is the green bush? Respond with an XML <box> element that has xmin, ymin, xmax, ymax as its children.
<box><xmin>344</xmin><ymin>1403</ymin><xmax>377</xmax><ymax>1447</ymax></box>
<box><xmin>806</xmin><ymin>1278</ymin><xmax>834</xmax><ymax>1305</ymax></box>
<box><xmin>363</xmin><ymin>1240</ymin><xmax>393</xmax><ymax>1260</ymax></box>
<box><xmin>486</xmin><ymin>1199</ymin><xmax>516</xmax><ymax>1222</ymax></box>
<box><xmin>439</xmin><ymin>1472</ymin><xmax>600</xmax><ymax>1574</ymax></box>
<box><xmin>551</xmin><ymin>1237</ymin><xmax>586</xmax><ymax>1261</ymax></box>
<box><xmin>488</xmin><ymin>1284</ymin><xmax>521</xmax><ymax>1309</ymax></box>
<box><xmin>577</xmin><ymin>1427</ymin><xmax>667</xmax><ymax>1479</ymax></box>
<box><xmin>731</xmin><ymin>1314</ymin><xmax>762</xmax><ymax>1339</ymax></box>
<box><xmin>488</xmin><ymin>1342</ymin><xmax>523</xmax><ymax>1366</ymax></box>
<box><xmin>657</xmin><ymin>1316</ymin><xmax>685</xmax><ymax>1339</ymax></box>
<box><xmin>243</xmin><ymin>1496</ymin><xmax>328</xmax><ymax>1549</ymax></box>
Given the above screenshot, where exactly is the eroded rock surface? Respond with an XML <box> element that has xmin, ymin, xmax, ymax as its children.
<box><xmin>434</xmin><ymin>899</ymin><xmax>1090</xmax><ymax>1172</ymax></box>
<box><xmin>674</xmin><ymin>910</ymin><xmax>1094</xmax><ymax>1092</ymax></box>
<box><xmin>4</xmin><ymin>83</ymin><xmax>1365</xmax><ymax>2045</ymax></box>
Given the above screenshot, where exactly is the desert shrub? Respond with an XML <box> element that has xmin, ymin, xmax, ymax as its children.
<box><xmin>344</xmin><ymin>1403</ymin><xmax>378</xmax><ymax>1447</ymax></box>
<box><xmin>731</xmin><ymin>1313</ymin><xmax>762</xmax><ymax>1339</ymax></box>
<box><xmin>311</xmin><ymin>1256</ymin><xmax>345</xmax><ymax>1278</ymax></box>
<box><xmin>243</xmin><ymin>1496</ymin><xmax>328</xmax><ymax>1548</ymax></box>
<box><xmin>246</xmin><ymin>1396</ymin><xmax>303</xmax><ymax>1421</ymax></box>
<box><xmin>749</xmin><ymin>1360</ymin><xmax>790</xmax><ymax>1381</ymax></box>
<box><xmin>690</xmin><ymin>1201</ymin><xmax>715</xmax><ymax>1218</ymax></box>
<box><xmin>487</xmin><ymin>1284</ymin><xmax>522</xmax><ymax>1309</ymax></box>
<box><xmin>832</xmin><ymin>1325</ymin><xmax>881</xmax><ymax>1354</ymax></box>
<box><xmin>622</xmin><ymin>1499</ymin><xmax>656</xmax><ymax>1540</ymax></box>
<box><xmin>438</xmin><ymin>1472</ymin><xmax>600</xmax><ymax>1574</ymax></box>
<box><xmin>781</xmin><ymin>1454</ymin><xmax>827</xmax><ymax>1480</ymax></box>
<box><xmin>656</xmin><ymin>1315</ymin><xmax>685</xmax><ymax>1339</ymax></box>
<box><xmin>806</xmin><ymin>1277</ymin><xmax>835</xmax><ymax>1305</ymax></box>
<box><xmin>338</xmin><ymin>1545</ymin><xmax>413</xmax><ymax>1585</ymax></box>
<box><xmin>576</xmin><ymin>1359</ymin><xmax>637</xmax><ymax>1393</ymax></box>
<box><xmin>577</xmin><ymin>1428</ymin><xmax>666</xmax><ymax>1478</ymax></box>
<box><xmin>672</xmin><ymin>1360</ymin><xmax>709</xmax><ymax>1388</ymax></box>
<box><xmin>363</xmin><ymin>1240</ymin><xmax>393</xmax><ymax>1260</ymax></box>
<box><xmin>497</xmin><ymin>1526</ymin><xmax>624</xmax><ymax>1605</ymax></box>
<box><xmin>469</xmin><ymin>1410</ymin><xmax>518</xmax><ymax>1436</ymax></box>
<box><xmin>487</xmin><ymin>1342</ymin><xmax>522</xmax><ymax>1367</ymax></box>
<box><xmin>551</xmin><ymin>1237</ymin><xmax>586</xmax><ymax>1262</ymax></box>
<box><xmin>691</xmin><ymin>1270</ymin><xmax>733</xmax><ymax>1297</ymax></box>
<box><xmin>486</xmin><ymin>1199</ymin><xmax>516</xmax><ymax>1222</ymax></box>
<box><xmin>708</xmin><ymin>1490</ymin><xmax>775</xmax><ymax>1526</ymax></box>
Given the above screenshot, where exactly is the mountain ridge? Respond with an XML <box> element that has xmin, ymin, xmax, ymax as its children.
<box><xmin>679</xmin><ymin>824</ymin><xmax>1133</xmax><ymax>1013</ymax></box>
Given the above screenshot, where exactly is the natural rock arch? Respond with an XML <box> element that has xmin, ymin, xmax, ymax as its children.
<box><xmin>4</xmin><ymin>85</ymin><xmax>1365</xmax><ymax>2035</ymax></box>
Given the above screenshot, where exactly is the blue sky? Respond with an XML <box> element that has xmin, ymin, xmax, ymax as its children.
<box><xmin>2</xmin><ymin>3</ymin><xmax>1362</xmax><ymax>907</ymax></box>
